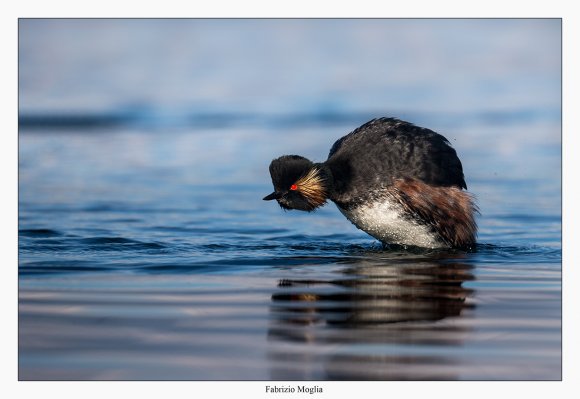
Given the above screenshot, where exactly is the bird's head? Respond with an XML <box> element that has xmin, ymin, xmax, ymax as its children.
<box><xmin>263</xmin><ymin>155</ymin><xmax>328</xmax><ymax>212</ymax></box>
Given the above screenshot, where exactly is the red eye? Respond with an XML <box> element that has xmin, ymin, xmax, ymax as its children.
<box><xmin>290</xmin><ymin>184</ymin><xmax>298</xmax><ymax>191</ymax></box>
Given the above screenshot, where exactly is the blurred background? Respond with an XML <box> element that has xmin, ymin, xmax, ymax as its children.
<box><xmin>19</xmin><ymin>19</ymin><xmax>561</xmax><ymax>217</ymax></box>
<box><xmin>19</xmin><ymin>19</ymin><xmax>560</xmax><ymax>116</ymax></box>
<box><xmin>19</xmin><ymin>19</ymin><xmax>561</xmax><ymax>180</ymax></box>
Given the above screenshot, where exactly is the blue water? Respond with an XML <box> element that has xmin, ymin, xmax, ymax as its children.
<box><xmin>18</xmin><ymin>19</ymin><xmax>561</xmax><ymax>380</ymax></box>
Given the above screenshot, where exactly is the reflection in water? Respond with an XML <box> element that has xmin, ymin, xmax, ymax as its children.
<box><xmin>268</xmin><ymin>250</ymin><xmax>476</xmax><ymax>380</ymax></box>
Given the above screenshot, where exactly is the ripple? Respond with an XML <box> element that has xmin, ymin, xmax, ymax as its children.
<box><xmin>472</xmin><ymin>243</ymin><xmax>562</xmax><ymax>263</ymax></box>
<box><xmin>18</xmin><ymin>227</ymin><xmax>562</xmax><ymax>277</ymax></box>
<box><xmin>19</xmin><ymin>260</ymin><xmax>111</xmax><ymax>275</ymax></box>
<box><xmin>19</xmin><ymin>229</ymin><xmax>64</xmax><ymax>238</ymax></box>
<box><xmin>77</xmin><ymin>237</ymin><xmax>167</xmax><ymax>250</ymax></box>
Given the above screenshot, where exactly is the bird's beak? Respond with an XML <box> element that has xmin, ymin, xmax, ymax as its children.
<box><xmin>263</xmin><ymin>191</ymin><xmax>282</xmax><ymax>201</ymax></box>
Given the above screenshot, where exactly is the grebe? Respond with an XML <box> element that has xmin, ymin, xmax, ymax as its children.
<box><xmin>263</xmin><ymin>117</ymin><xmax>477</xmax><ymax>249</ymax></box>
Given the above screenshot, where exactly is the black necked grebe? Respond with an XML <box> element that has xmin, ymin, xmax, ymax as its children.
<box><xmin>263</xmin><ymin>117</ymin><xmax>477</xmax><ymax>249</ymax></box>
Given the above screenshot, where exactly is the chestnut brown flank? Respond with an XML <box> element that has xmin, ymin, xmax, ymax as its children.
<box><xmin>391</xmin><ymin>178</ymin><xmax>477</xmax><ymax>247</ymax></box>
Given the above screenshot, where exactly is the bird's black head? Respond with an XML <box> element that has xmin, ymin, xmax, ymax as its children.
<box><xmin>263</xmin><ymin>155</ymin><xmax>328</xmax><ymax>212</ymax></box>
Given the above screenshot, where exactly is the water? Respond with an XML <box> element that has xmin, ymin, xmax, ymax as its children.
<box><xmin>18</xmin><ymin>19</ymin><xmax>561</xmax><ymax>380</ymax></box>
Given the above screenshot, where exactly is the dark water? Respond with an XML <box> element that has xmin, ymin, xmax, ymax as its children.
<box><xmin>18</xmin><ymin>19</ymin><xmax>561</xmax><ymax>380</ymax></box>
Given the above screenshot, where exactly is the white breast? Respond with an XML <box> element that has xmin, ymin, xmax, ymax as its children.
<box><xmin>336</xmin><ymin>197</ymin><xmax>446</xmax><ymax>249</ymax></box>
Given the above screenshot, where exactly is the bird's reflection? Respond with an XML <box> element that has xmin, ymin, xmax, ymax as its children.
<box><xmin>267</xmin><ymin>248</ymin><xmax>476</xmax><ymax>380</ymax></box>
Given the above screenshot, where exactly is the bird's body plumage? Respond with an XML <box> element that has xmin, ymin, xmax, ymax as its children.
<box><xmin>326</xmin><ymin>118</ymin><xmax>467</xmax><ymax>206</ymax></box>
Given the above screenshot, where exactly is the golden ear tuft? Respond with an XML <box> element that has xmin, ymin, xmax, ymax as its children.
<box><xmin>295</xmin><ymin>167</ymin><xmax>327</xmax><ymax>208</ymax></box>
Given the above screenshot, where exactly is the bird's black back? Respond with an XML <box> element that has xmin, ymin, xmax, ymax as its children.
<box><xmin>326</xmin><ymin>118</ymin><xmax>467</xmax><ymax>204</ymax></box>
